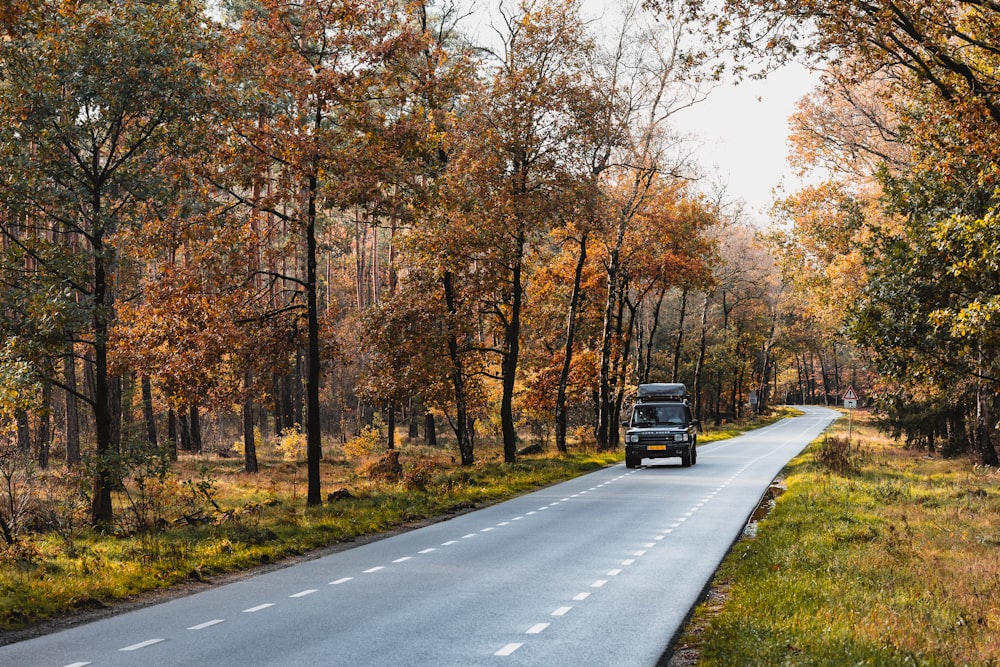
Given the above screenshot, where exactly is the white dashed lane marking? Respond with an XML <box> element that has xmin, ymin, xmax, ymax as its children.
<box><xmin>330</xmin><ymin>577</ymin><xmax>353</xmax><ymax>585</ymax></box>
<box><xmin>119</xmin><ymin>638</ymin><xmax>164</xmax><ymax>652</ymax></box>
<box><xmin>188</xmin><ymin>619</ymin><xmax>225</xmax><ymax>630</ymax></box>
<box><xmin>289</xmin><ymin>589</ymin><xmax>317</xmax><ymax>598</ymax></box>
<box><xmin>526</xmin><ymin>623</ymin><xmax>549</xmax><ymax>634</ymax></box>
<box><xmin>242</xmin><ymin>603</ymin><xmax>273</xmax><ymax>613</ymax></box>
<box><xmin>552</xmin><ymin>607</ymin><xmax>572</xmax><ymax>616</ymax></box>
<box><xmin>495</xmin><ymin>643</ymin><xmax>523</xmax><ymax>656</ymax></box>
<box><xmin>363</xmin><ymin>566</ymin><xmax>384</xmax><ymax>573</ymax></box>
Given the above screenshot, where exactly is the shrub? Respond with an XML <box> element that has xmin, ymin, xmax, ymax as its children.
<box><xmin>276</xmin><ymin>425</ymin><xmax>306</xmax><ymax>462</ymax></box>
<box><xmin>343</xmin><ymin>425</ymin><xmax>383</xmax><ymax>461</ymax></box>
<box><xmin>816</xmin><ymin>435</ymin><xmax>862</xmax><ymax>475</ymax></box>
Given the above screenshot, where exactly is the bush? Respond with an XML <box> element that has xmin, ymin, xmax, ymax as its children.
<box><xmin>816</xmin><ymin>435</ymin><xmax>862</xmax><ymax>475</ymax></box>
<box><xmin>343</xmin><ymin>424</ymin><xmax>383</xmax><ymax>461</ymax></box>
<box><xmin>276</xmin><ymin>425</ymin><xmax>306</xmax><ymax>462</ymax></box>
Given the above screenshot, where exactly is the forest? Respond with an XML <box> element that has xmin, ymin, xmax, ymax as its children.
<box><xmin>1</xmin><ymin>0</ymin><xmax>996</xmax><ymax>540</ymax></box>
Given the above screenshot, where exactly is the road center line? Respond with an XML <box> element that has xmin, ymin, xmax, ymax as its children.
<box><xmin>188</xmin><ymin>619</ymin><xmax>225</xmax><ymax>630</ymax></box>
<box><xmin>330</xmin><ymin>577</ymin><xmax>353</xmax><ymax>585</ymax></box>
<box><xmin>552</xmin><ymin>606</ymin><xmax>572</xmax><ymax>616</ymax></box>
<box><xmin>119</xmin><ymin>638</ymin><xmax>164</xmax><ymax>652</ymax></box>
<box><xmin>290</xmin><ymin>589</ymin><xmax>317</xmax><ymax>598</ymax></box>
<box><xmin>393</xmin><ymin>557</ymin><xmax>412</xmax><ymax>563</ymax></box>
<box><xmin>591</xmin><ymin>579</ymin><xmax>608</xmax><ymax>588</ymax></box>
<box><xmin>495</xmin><ymin>643</ymin><xmax>523</xmax><ymax>656</ymax></box>
<box><xmin>573</xmin><ymin>592</ymin><xmax>591</xmax><ymax>601</ymax></box>
<box><xmin>363</xmin><ymin>566</ymin><xmax>384</xmax><ymax>573</ymax></box>
<box><xmin>607</xmin><ymin>569</ymin><xmax>623</xmax><ymax>576</ymax></box>
<box><xmin>63</xmin><ymin>663</ymin><xmax>91</xmax><ymax>667</ymax></box>
<box><xmin>526</xmin><ymin>623</ymin><xmax>549</xmax><ymax>634</ymax></box>
<box><xmin>442</xmin><ymin>540</ymin><xmax>457</xmax><ymax>545</ymax></box>
<box><xmin>243</xmin><ymin>604</ymin><xmax>274</xmax><ymax>613</ymax></box>
<box><xmin>419</xmin><ymin>548</ymin><xmax>435</xmax><ymax>554</ymax></box>
<box><xmin>621</xmin><ymin>559</ymin><xmax>635</xmax><ymax>565</ymax></box>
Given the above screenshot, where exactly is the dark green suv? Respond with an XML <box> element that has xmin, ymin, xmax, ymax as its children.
<box><xmin>624</xmin><ymin>383</ymin><xmax>698</xmax><ymax>468</ymax></box>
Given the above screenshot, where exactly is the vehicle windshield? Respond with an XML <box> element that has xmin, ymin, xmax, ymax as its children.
<box><xmin>631</xmin><ymin>404</ymin><xmax>687</xmax><ymax>426</ymax></box>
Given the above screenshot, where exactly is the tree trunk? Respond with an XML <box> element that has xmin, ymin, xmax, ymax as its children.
<box><xmin>141</xmin><ymin>375</ymin><xmax>157</xmax><ymax>448</ymax></box>
<box><xmin>442</xmin><ymin>270</ymin><xmax>473</xmax><ymax>465</ymax></box>
<box><xmin>692</xmin><ymin>293</ymin><xmax>710</xmax><ymax>424</ymax></box>
<box><xmin>305</xmin><ymin>165</ymin><xmax>323</xmax><ymax>506</ymax></box>
<box><xmin>976</xmin><ymin>349</ymin><xmax>1000</xmax><ymax>466</ymax></box>
<box><xmin>16</xmin><ymin>410</ymin><xmax>30</xmax><ymax>455</ymax></box>
<box><xmin>64</xmin><ymin>347</ymin><xmax>81</xmax><ymax>467</ymax></box>
<box><xmin>499</xmin><ymin>230</ymin><xmax>525</xmax><ymax>464</ymax></box>
<box><xmin>90</xmin><ymin>236</ymin><xmax>117</xmax><ymax>530</ymax></box>
<box><xmin>424</xmin><ymin>411</ymin><xmax>437</xmax><ymax>447</ymax></box>
<box><xmin>189</xmin><ymin>404</ymin><xmax>203</xmax><ymax>454</ymax></box>
<box><xmin>671</xmin><ymin>287</ymin><xmax>688</xmax><ymax>383</ymax></box>
<box><xmin>555</xmin><ymin>232</ymin><xmax>587</xmax><ymax>454</ymax></box>
<box><xmin>36</xmin><ymin>382</ymin><xmax>51</xmax><ymax>469</ymax></box>
<box><xmin>167</xmin><ymin>407</ymin><xmax>178</xmax><ymax>461</ymax></box>
<box><xmin>243</xmin><ymin>370</ymin><xmax>258</xmax><ymax>474</ymax></box>
<box><xmin>386</xmin><ymin>402</ymin><xmax>396</xmax><ymax>450</ymax></box>
<box><xmin>408</xmin><ymin>398</ymin><xmax>420</xmax><ymax>440</ymax></box>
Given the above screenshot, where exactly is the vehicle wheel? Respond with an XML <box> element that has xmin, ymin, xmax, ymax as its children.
<box><xmin>680</xmin><ymin>448</ymin><xmax>692</xmax><ymax>467</ymax></box>
<box><xmin>625</xmin><ymin>454</ymin><xmax>640</xmax><ymax>469</ymax></box>
<box><xmin>691</xmin><ymin>443</ymin><xmax>698</xmax><ymax>465</ymax></box>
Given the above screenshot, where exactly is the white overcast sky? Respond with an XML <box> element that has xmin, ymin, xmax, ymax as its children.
<box><xmin>469</xmin><ymin>0</ymin><xmax>819</xmax><ymax>222</ymax></box>
<box><xmin>670</xmin><ymin>63</ymin><xmax>820</xmax><ymax>220</ymax></box>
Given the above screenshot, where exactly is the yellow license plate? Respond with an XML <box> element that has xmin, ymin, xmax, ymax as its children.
<box><xmin>647</xmin><ymin>445</ymin><xmax>667</xmax><ymax>451</ymax></box>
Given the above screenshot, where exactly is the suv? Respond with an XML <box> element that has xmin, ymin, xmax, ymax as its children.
<box><xmin>623</xmin><ymin>383</ymin><xmax>699</xmax><ymax>468</ymax></box>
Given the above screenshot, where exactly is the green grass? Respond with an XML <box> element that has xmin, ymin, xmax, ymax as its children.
<box><xmin>674</xmin><ymin>412</ymin><xmax>1000</xmax><ymax>666</ymax></box>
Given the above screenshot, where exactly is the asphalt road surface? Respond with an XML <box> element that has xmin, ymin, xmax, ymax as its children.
<box><xmin>3</xmin><ymin>406</ymin><xmax>838</xmax><ymax>667</ymax></box>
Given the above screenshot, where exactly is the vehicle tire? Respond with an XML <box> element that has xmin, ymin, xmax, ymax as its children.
<box><xmin>625</xmin><ymin>454</ymin><xmax>640</xmax><ymax>469</ymax></box>
<box><xmin>680</xmin><ymin>447</ymin><xmax>692</xmax><ymax>467</ymax></box>
<box><xmin>691</xmin><ymin>443</ymin><xmax>697</xmax><ymax>465</ymax></box>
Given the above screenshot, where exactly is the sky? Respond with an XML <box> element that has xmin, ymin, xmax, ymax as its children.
<box><xmin>470</xmin><ymin>0</ymin><xmax>820</xmax><ymax>224</ymax></box>
<box><xmin>670</xmin><ymin>63</ymin><xmax>820</xmax><ymax>221</ymax></box>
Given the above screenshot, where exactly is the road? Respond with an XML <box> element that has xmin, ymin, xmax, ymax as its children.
<box><xmin>2</xmin><ymin>406</ymin><xmax>838</xmax><ymax>667</ymax></box>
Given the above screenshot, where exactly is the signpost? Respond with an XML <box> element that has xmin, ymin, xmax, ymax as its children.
<box><xmin>843</xmin><ymin>386</ymin><xmax>859</xmax><ymax>439</ymax></box>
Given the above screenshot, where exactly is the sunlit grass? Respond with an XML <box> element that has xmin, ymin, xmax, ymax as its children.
<box><xmin>677</xmin><ymin>411</ymin><xmax>1000</xmax><ymax>666</ymax></box>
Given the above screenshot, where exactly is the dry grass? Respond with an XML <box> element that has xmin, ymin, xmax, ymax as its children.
<box><xmin>675</xmin><ymin>410</ymin><xmax>1000</xmax><ymax>666</ymax></box>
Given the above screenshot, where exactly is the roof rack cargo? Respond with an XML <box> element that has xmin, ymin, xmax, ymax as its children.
<box><xmin>636</xmin><ymin>383</ymin><xmax>688</xmax><ymax>402</ymax></box>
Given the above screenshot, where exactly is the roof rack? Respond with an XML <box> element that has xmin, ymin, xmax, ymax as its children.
<box><xmin>636</xmin><ymin>383</ymin><xmax>688</xmax><ymax>402</ymax></box>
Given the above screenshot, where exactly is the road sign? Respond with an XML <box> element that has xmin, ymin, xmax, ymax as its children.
<box><xmin>843</xmin><ymin>385</ymin><xmax>858</xmax><ymax>409</ymax></box>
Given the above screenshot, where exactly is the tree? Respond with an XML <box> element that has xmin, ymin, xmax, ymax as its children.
<box><xmin>219</xmin><ymin>0</ymin><xmax>427</xmax><ymax>504</ymax></box>
<box><xmin>0</xmin><ymin>0</ymin><xmax>216</xmax><ymax>528</ymax></box>
<box><xmin>447</xmin><ymin>0</ymin><xmax>598</xmax><ymax>462</ymax></box>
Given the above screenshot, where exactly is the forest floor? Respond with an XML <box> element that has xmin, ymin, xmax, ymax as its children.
<box><xmin>667</xmin><ymin>410</ymin><xmax>1000</xmax><ymax>666</ymax></box>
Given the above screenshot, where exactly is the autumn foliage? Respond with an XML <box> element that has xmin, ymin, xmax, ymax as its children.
<box><xmin>0</xmin><ymin>0</ymin><xmax>838</xmax><ymax>533</ymax></box>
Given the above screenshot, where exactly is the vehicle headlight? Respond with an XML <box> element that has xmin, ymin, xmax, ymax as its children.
<box><xmin>627</xmin><ymin>434</ymin><xmax>639</xmax><ymax>443</ymax></box>
<box><xmin>678</xmin><ymin>434</ymin><xmax>689</xmax><ymax>442</ymax></box>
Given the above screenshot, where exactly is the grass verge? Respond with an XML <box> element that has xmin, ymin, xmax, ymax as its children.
<box><xmin>670</xmin><ymin>410</ymin><xmax>1000</xmax><ymax>666</ymax></box>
